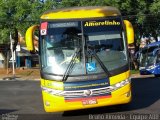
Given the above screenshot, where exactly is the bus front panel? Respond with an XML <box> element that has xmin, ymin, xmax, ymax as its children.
<box><xmin>39</xmin><ymin>17</ymin><xmax>131</xmax><ymax>112</ymax></box>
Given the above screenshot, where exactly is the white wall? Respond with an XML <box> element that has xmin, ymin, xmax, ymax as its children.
<box><xmin>0</xmin><ymin>53</ymin><xmax>4</xmax><ymax>68</ymax></box>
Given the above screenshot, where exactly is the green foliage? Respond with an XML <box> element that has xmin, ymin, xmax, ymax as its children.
<box><xmin>0</xmin><ymin>0</ymin><xmax>57</xmax><ymax>44</ymax></box>
<box><xmin>0</xmin><ymin>0</ymin><xmax>159</xmax><ymax>45</ymax></box>
<box><xmin>0</xmin><ymin>28</ymin><xmax>10</xmax><ymax>44</ymax></box>
<box><xmin>150</xmin><ymin>0</ymin><xmax>160</xmax><ymax>13</ymax></box>
<box><xmin>131</xmin><ymin>70</ymin><xmax>139</xmax><ymax>75</ymax></box>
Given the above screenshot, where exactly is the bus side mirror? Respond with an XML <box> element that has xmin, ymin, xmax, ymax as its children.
<box><xmin>124</xmin><ymin>20</ymin><xmax>134</xmax><ymax>44</ymax></box>
<box><xmin>25</xmin><ymin>25</ymin><xmax>39</xmax><ymax>51</ymax></box>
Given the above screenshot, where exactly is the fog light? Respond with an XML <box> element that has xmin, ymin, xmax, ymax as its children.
<box><xmin>125</xmin><ymin>91</ymin><xmax>131</xmax><ymax>97</ymax></box>
<box><xmin>45</xmin><ymin>101</ymin><xmax>50</xmax><ymax>106</ymax></box>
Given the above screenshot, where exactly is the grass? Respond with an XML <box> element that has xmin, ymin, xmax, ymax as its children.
<box><xmin>131</xmin><ymin>69</ymin><xmax>139</xmax><ymax>74</ymax></box>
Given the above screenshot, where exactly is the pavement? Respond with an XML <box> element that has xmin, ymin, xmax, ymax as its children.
<box><xmin>0</xmin><ymin>68</ymin><xmax>40</xmax><ymax>81</ymax></box>
<box><xmin>0</xmin><ymin>68</ymin><xmax>154</xmax><ymax>81</ymax></box>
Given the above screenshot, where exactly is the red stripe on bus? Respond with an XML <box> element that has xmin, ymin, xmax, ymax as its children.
<box><xmin>65</xmin><ymin>95</ymin><xmax>111</xmax><ymax>102</ymax></box>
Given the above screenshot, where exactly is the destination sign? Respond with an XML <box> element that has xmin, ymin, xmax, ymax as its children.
<box><xmin>84</xmin><ymin>20</ymin><xmax>120</xmax><ymax>27</ymax></box>
<box><xmin>49</xmin><ymin>22</ymin><xmax>78</xmax><ymax>28</ymax></box>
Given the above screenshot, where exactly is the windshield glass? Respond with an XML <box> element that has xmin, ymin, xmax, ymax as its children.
<box><xmin>140</xmin><ymin>48</ymin><xmax>156</xmax><ymax>67</ymax></box>
<box><xmin>84</xmin><ymin>18</ymin><xmax>127</xmax><ymax>73</ymax></box>
<box><xmin>40</xmin><ymin>18</ymin><xmax>127</xmax><ymax>77</ymax></box>
<box><xmin>41</xmin><ymin>21</ymin><xmax>85</xmax><ymax>75</ymax></box>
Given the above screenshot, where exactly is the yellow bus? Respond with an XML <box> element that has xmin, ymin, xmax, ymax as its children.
<box><xmin>25</xmin><ymin>6</ymin><xmax>134</xmax><ymax>112</ymax></box>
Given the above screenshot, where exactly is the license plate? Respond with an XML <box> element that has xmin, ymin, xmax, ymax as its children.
<box><xmin>82</xmin><ymin>99</ymin><xmax>97</xmax><ymax>105</ymax></box>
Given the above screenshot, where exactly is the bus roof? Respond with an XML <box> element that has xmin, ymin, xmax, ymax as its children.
<box><xmin>40</xmin><ymin>6</ymin><xmax>121</xmax><ymax>20</ymax></box>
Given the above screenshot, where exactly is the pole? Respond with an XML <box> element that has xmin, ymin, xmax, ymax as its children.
<box><xmin>10</xmin><ymin>32</ymin><xmax>15</xmax><ymax>78</ymax></box>
<box><xmin>6</xmin><ymin>51</ymin><xmax>9</xmax><ymax>74</ymax></box>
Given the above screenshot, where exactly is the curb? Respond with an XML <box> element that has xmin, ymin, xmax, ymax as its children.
<box><xmin>0</xmin><ymin>79</ymin><xmax>40</xmax><ymax>81</ymax></box>
<box><xmin>0</xmin><ymin>76</ymin><xmax>40</xmax><ymax>81</ymax></box>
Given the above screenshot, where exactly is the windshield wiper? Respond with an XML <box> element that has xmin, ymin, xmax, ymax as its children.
<box><xmin>87</xmin><ymin>45</ymin><xmax>111</xmax><ymax>77</ymax></box>
<box><xmin>62</xmin><ymin>47</ymin><xmax>81</xmax><ymax>81</ymax></box>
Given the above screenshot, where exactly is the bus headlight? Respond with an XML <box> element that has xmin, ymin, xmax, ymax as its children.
<box><xmin>147</xmin><ymin>65</ymin><xmax>155</xmax><ymax>70</ymax></box>
<box><xmin>112</xmin><ymin>78</ymin><xmax>131</xmax><ymax>90</ymax></box>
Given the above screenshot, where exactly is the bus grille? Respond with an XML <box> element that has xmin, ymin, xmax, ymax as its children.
<box><xmin>41</xmin><ymin>86</ymin><xmax>113</xmax><ymax>97</ymax></box>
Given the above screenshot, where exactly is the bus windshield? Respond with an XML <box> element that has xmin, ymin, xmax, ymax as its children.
<box><xmin>140</xmin><ymin>47</ymin><xmax>157</xmax><ymax>67</ymax></box>
<box><xmin>40</xmin><ymin>17</ymin><xmax>128</xmax><ymax>79</ymax></box>
<box><xmin>140</xmin><ymin>52</ymin><xmax>156</xmax><ymax>67</ymax></box>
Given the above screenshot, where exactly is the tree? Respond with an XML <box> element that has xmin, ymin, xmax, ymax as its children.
<box><xmin>149</xmin><ymin>0</ymin><xmax>160</xmax><ymax>40</ymax></box>
<box><xmin>0</xmin><ymin>0</ymin><xmax>57</xmax><ymax>68</ymax></box>
<box><xmin>0</xmin><ymin>0</ymin><xmax>62</xmax><ymax>69</ymax></box>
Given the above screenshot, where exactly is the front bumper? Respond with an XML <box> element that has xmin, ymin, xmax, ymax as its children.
<box><xmin>41</xmin><ymin>83</ymin><xmax>131</xmax><ymax>112</ymax></box>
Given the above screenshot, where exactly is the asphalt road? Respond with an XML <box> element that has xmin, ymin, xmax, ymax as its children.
<box><xmin>0</xmin><ymin>76</ymin><xmax>160</xmax><ymax>120</ymax></box>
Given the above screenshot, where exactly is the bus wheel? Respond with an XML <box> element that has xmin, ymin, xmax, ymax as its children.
<box><xmin>154</xmin><ymin>74</ymin><xmax>160</xmax><ymax>77</ymax></box>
